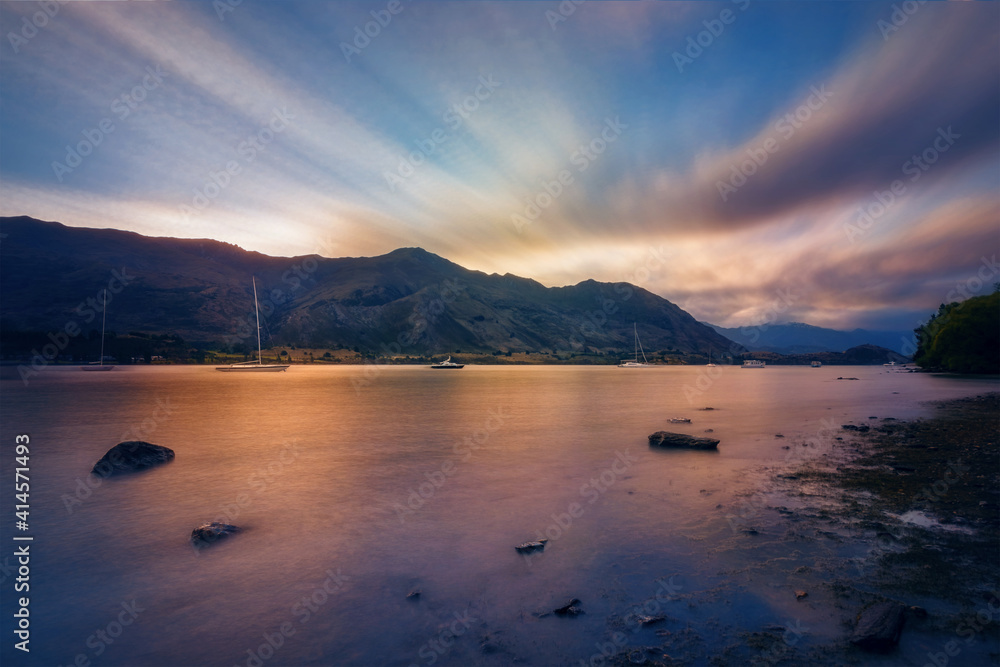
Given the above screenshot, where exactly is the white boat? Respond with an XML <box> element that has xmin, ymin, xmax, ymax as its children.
<box><xmin>706</xmin><ymin>349</ymin><xmax>717</xmax><ymax>367</ymax></box>
<box><xmin>811</xmin><ymin>361</ymin><xmax>822</xmax><ymax>368</ymax></box>
<box><xmin>742</xmin><ymin>359</ymin><xmax>765</xmax><ymax>368</ymax></box>
<box><xmin>216</xmin><ymin>277</ymin><xmax>289</xmax><ymax>372</ymax></box>
<box><xmin>883</xmin><ymin>361</ymin><xmax>896</xmax><ymax>367</ymax></box>
<box><xmin>668</xmin><ymin>417</ymin><xmax>691</xmax><ymax>424</ymax></box>
<box><xmin>619</xmin><ymin>323</ymin><xmax>649</xmax><ymax>368</ymax></box>
<box><xmin>431</xmin><ymin>356</ymin><xmax>464</xmax><ymax>369</ymax></box>
<box><xmin>81</xmin><ymin>289</ymin><xmax>114</xmax><ymax>371</ymax></box>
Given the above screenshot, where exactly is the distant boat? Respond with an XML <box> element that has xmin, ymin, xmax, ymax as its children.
<box><xmin>619</xmin><ymin>323</ymin><xmax>649</xmax><ymax>368</ymax></box>
<box><xmin>742</xmin><ymin>360</ymin><xmax>766</xmax><ymax>368</ymax></box>
<box><xmin>216</xmin><ymin>277</ymin><xmax>289</xmax><ymax>372</ymax></box>
<box><xmin>668</xmin><ymin>417</ymin><xmax>691</xmax><ymax>424</ymax></box>
<box><xmin>706</xmin><ymin>349</ymin><xmax>717</xmax><ymax>367</ymax></box>
<box><xmin>431</xmin><ymin>356</ymin><xmax>464</xmax><ymax>369</ymax></box>
<box><xmin>81</xmin><ymin>289</ymin><xmax>114</xmax><ymax>371</ymax></box>
<box><xmin>883</xmin><ymin>361</ymin><xmax>896</xmax><ymax>367</ymax></box>
<box><xmin>811</xmin><ymin>361</ymin><xmax>822</xmax><ymax>368</ymax></box>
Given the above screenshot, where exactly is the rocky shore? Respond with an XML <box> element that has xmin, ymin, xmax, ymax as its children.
<box><xmin>775</xmin><ymin>392</ymin><xmax>1000</xmax><ymax>663</ymax></box>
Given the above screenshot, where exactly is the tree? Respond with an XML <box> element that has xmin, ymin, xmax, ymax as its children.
<box><xmin>913</xmin><ymin>293</ymin><xmax>999</xmax><ymax>373</ymax></box>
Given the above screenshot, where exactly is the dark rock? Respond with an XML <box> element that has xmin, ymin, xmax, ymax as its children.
<box><xmin>775</xmin><ymin>434</ymin><xmax>784</xmax><ymax>438</ymax></box>
<box><xmin>699</xmin><ymin>407</ymin><xmax>715</xmax><ymax>411</ymax></box>
<box><xmin>907</xmin><ymin>606</ymin><xmax>928</xmax><ymax>619</ymax></box>
<box><xmin>648</xmin><ymin>432</ymin><xmax>719</xmax><ymax>450</ymax></box>
<box><xmin>841</xmin><ymin>424</ymin><xmax>870</xmax><ymax>433</ymax></box>
<box><xmin>633</xmin><ymin>613</ymin><xmax>666</xmax><ymax>627</ymax></box>
<box><xmin>553</xmin><ymin>598</ymin><xmax>583</xmax><ymax>616</ymax></box>
<box><xmin>191</xmin><ymin>522</ymin><xmax>242</xmax><ymax>548</ymax></box>
<box><xmin>406</xmin><ymin>589</ymin><xmax>421</xmax><ymax>600</ymax></box>
<box><xmin>92</xmin><ymin>441</ymin><xmax>174</xmax><ymax>477</ymax></box>
<box><xmin>704</xmin><ymin>428</ymin><xmax>715</xmax><ymax>433</ymax></box>
<box><xmin>850</xmin><ymin>601</ymin><xmax>906</xmax><ymax>652</ymax></box>
<box><xmin>514</xmin><ymin>539</ymin><xmax>547</xmax><ymax>553</ymax></box>
<box><xmin>795</xmin><ymin>590</ymin><xmax>808</xmax><ymax>600</ymax></box>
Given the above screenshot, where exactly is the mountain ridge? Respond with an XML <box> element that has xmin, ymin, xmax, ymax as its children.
<box><xmin>0</xmin><ymin>216</ymin><xmax>741</xmax><ymax>358</ymax></box>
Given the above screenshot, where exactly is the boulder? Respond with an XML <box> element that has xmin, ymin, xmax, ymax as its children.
<box><xmin>553</xmin><ymin>598</ymin><xmax>583</xmax><ymax>616</ymax></box>
<box><xmin>515</xmin><ymin>539</ymin><xmax>547</xmax><ymax>554</ymax></box>
<box><xmin>648</xmin><ymin>432</ymin><xmax>719</xmax><ymax>450</ymax></box>
<box><xmin>850</xmin><ymin>601</ymin><xmax>905</xmax><ymax>652</ymax></box>
<box><xmin>92</xmin><ymin>441</ymin><xmax>174</xmax><ymax>477</ymax></box>
<box><xmin>191</xmin><ymin>522</ymin><xmax>242</xmax><ymax>548</ymax></box>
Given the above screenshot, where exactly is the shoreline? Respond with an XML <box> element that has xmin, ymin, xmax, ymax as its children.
<box><xmin>769</xmin><ymin>392</ymin><xmax>1000</xmax><ymax>663</ymax></box>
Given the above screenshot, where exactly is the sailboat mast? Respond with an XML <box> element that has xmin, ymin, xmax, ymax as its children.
<box><xmin>99</xmin><ymin>289</ymin><xmax>107</xmax><ymax>366</ymax></box>
<box><xmin>253</xmin><ymin>277</ymin><xmax>262</xmax><ymax>364</ymax></box>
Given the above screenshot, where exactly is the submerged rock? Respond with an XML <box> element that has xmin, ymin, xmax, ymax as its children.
<box><xmin>92</xmin><ymin>441</ymin><xmax>175</xmax><ymax>477</ymax></box>
<box><xmin>841</xmin><ymin>424</ymin><xmax>870</xmax><ymax>433</ymax></box>
<box><xmin>850</xmin><ymin>601</ymin><xmax>906</xmax><ymax>652</ymax></box>
<box><xmin>553</xmin><ymin>598</ymin><xmax>583</xmax><ymax>616</ymax></box>
<box><xmin>648</xmin><ymin>432</ymin><xmax>719</xmax><ymax>450</ymax></box>
<box><xmin>191</xmin><ymin>522</ymin><xmax>242</xmax><ymax>548</ymax></box>
<box><xmin>514</xmin><ymin>539</ymin><xmax>547</xmax><ymax>554</ymax></box>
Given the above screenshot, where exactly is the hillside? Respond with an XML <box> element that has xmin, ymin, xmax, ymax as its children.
<box><xmin>913</xmin><ymin>293</ymin><xmax>1000</xmax><ymax>373</ymax></box>
<box><xmin>707</xmin><ymin>321</ymin><xmax>913</xmax><ymax>354</ymax></box>
<box><xmin>0</xmin><ymin>216</ymin><xmax>740</xmax><ymax>358</ymax></box>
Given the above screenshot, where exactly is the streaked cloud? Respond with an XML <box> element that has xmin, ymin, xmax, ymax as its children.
<box><xmin>0</xmin><ymin>1</ymin><xmax>996</xmax><ymax>331</ymax></box>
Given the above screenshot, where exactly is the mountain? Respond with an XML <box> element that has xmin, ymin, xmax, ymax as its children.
<box><xmin>0</xmin><ymin>216</ymin><xmax>741</xmax><ymax>358</ymax></box>
<box><xmin>739</xmin><ymin>344</ymin><xmax>908</xmax><ymax>366</ymax></box>
<box><xmin>706</xmin><ymin>321</ymin><xmax>914</xmax><ymax>355</ymax></box>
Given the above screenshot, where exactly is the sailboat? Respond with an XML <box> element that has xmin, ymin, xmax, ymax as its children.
<box><xmin>618</xmin><ymin>323</ymin><xmax>649</xmax><ymax>368</ymax></box>
<box><xmin>706</xmin><ymin>348</ymin><xmax>717</xmax><ymax>367</ymax></box>
<box><xmin>216</xmin><ymin>277</ymin><xmax>289</xmax><ymax>372</ymax></box>
<box><xmin>81</xmin><ymin>289</ymin><xmax>114</xmax><ymax>371</ymax></box>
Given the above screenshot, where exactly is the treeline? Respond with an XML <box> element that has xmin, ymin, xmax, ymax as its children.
<box><xmin>0</xmin><ymin>330</ymin><xmax>198</xmax><ymax>363</ymax></box>
<box><xmin>914</xmin><ymin>292</ymin><xmax>999</xmax><ymax>374</ymax></box>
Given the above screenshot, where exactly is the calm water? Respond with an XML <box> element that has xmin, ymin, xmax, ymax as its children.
<box><xmin>1</xmin><ymin>365</ymin><xmax>996</xmax><ymax>667</ymax></box>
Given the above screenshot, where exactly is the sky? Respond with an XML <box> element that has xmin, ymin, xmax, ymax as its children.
<box><xmin>1</xmin><ymin>1</ymin><xmax>997</xmax><ymax>331</ymax></box>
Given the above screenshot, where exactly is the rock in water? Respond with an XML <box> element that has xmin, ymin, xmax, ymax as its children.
<box><xmin>515</xmin><ymin>539</ymin><xmax>548</xmax><ymax>553</ymax></box>
<box><xmin>648</xmin><ymin>432</ymin><xmax>720</xmax><ymax>450</ymax></box>
<box><xmin>191</xmin><ymin>522</ymin><xmax>242</xmax><ymax>548</ymax></box>
<box><xmin>553</xmin><ymin>599</ymin><xmax>583</xmax><ymax>616</ymax></box>
<box><xmin>92</xmin><ymin>441</ymin><xmax>175</xmax><ymax>477</ymax></box>
<box><xmin>850</xmin><ymin>601</ymin><xmax>906</xmax><ymax>651</ymax></box>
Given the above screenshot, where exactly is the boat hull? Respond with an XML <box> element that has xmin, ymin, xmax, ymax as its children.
<box><xmin>431</xmin><ymin>365</ymin><xmax>464</xmax><ymax>369</ymax></box>
<box><xmin>81</xmin><ymin>365</ymin><xmax>115</xmax><ymax>371</ymax></box>
<box><xmin>216</xmin><ymin>365</ymin><xmax>289</xmax><ymax>372</ymax></box>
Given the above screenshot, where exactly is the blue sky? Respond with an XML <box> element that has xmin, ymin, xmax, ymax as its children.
<box><xmin>1</xmin><ymin>1</ymin><xmax>997</xmax><ymax>330</ymax></box>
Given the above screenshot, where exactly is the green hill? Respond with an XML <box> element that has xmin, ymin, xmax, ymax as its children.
<box><xmin>913</xmin><ymin>292</ymin><xmax>1000</xmax><ymax>374</ymax></box>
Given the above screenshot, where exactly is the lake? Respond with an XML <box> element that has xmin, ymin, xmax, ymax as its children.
<box><xmin>1</xmin><ymin>364</ymin><xmax>996</xmax><ymax>666</ymax></box>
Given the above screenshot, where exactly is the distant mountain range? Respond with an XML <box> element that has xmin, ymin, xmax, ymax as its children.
<box><xmin>706</xmin><ymin>321</ymin><xmax>914</xmax><ymax>355</ymax></box>
<box><xmin>0</xmin><ymin>216</ymin><xmax>740</xmax><ymax>357</ymax></box>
